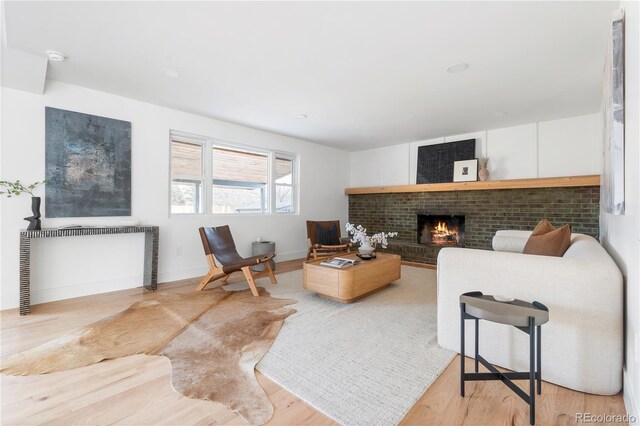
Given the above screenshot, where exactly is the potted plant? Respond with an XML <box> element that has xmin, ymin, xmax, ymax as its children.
<box><xmin>0</xmin><ymin>180</ymin><xmax>47</xmax><ymax>230</ymax></box>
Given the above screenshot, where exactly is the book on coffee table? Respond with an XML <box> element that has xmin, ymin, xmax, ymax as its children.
<box><xmin>320</xmin><ymin>257</ymin><xmax>361</xmax><ymax>268</ymax></box>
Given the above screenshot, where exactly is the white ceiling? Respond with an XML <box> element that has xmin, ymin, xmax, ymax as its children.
<box><xmin>2</xmin><ymin>1</ymin><xmax>616</xmax><ymax>151</ymax></box>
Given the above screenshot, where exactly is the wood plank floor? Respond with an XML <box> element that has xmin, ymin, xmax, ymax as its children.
<box><xmin>1</xmin><ymin>259</ymin><xmax>626</xmax><ymax>425</ymax></box>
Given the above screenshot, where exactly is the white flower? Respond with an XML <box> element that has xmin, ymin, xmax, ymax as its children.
<box><xmin>346</xmin><ymin>223</ymin><xmax>398</xmax><ymax>248</ymax></box>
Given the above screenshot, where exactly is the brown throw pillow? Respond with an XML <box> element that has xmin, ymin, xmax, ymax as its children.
<box><xmin>530</xmin><ymin>218</ymin><xmax>555</xmax><ymax>235</ymax></box>
<box><xmin>523</xmin><ymin>219</ymin><xmax>572</xmax><ymax>257</ymax></box>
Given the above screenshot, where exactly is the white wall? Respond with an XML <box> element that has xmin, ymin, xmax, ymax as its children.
<box><xmin>487</xmin><ymin>124</ymin><xmax>537</xmax><ymax>180</ymax></box>
<box><xmin>601</xmin><ymin>2</ymin><xmax>639</xmax><ymax>422</ymax></box>
<box><xmin>0</xmin><ymin>81</ymin><xmax>350</xmax><ymax>310</ymax></box>
<box><xmin>350</xmin><ymin>113</ymin><xmax>602</xmax><ymax>187</ymax></box>
<box><xmin>538</xmin><ymin>114</ymin><xmax>602</xmax><ymax>178</ymax></box>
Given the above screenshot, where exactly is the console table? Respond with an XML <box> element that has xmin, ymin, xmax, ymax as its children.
<box><xmin>19</xmin><ymin>226</ymin><xmax>159</xmax><ymax>315</ymax></box>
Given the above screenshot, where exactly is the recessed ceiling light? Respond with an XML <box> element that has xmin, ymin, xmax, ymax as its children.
<box><xmin>492</xmin><ymin>111</ymin><xmax>508</xmax><ymax>117</ymax></box>
<box><xmin>162</xmin><ymin>68</ymin><xmax>181</xmax><ymax>79</ymax></box>
<box><xmin>295</xmin><ymin>114</ymin><xmax>308</xmax><ymax>119</ymax></box>
<box><xmin>447</xmin><ymin>63</ymin><xmax>469</xmax><ymax>74</ymax></box>
<box><xmin>46</xmin><ymin>50</ymin><xmax>68</xmax><ymax>62</ymax></box>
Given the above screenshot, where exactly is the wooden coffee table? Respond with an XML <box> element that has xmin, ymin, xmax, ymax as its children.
<box><xmin>303</xmin><ymin>252</ymin><xmax>401</xmax><ymax>303</ymax></box>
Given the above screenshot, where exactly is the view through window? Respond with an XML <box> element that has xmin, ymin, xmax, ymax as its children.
<box><xmin>170</xmin><ymin>139</ymin><xmax>203</xmax><ymax>214</ymax></box>
<box><xmin>170</xmin><ymin>132</ymin><xmax>297</xmax><ymax>215</ymax></box>
<box><xmin>275</xmin><ymin>156</ymin><xmax>295</xmax><ymax>213</ymax></box>
<box><xmin>212</xmin><ymin>147</ymin><xmax>268</xmax><ymax>213</ymax></box>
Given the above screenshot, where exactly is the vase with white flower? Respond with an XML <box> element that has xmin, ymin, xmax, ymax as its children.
<box><xmin>345</xmin><ymin>223</ymin><xmax>398</xmax><ymax>256</ymax></box>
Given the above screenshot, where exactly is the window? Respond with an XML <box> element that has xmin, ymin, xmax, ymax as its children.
<box><xmin>170</xmin><ymin>139</ymin><xmax>203</xmax><ymax>214</ymax></box>
<box><xmin>275</xmin><ymin>156</ymin><xmax>295</xmax><ymax>213</ymax></box>
<box><xmin>212</xmin><ymin>147</ymin><xmax>269</xmax><ymax>214</ymax></box>
<box><xmin>170</xmin><ymin>131</ymin><xmax>298</xmax><ymax>215</ymax></box>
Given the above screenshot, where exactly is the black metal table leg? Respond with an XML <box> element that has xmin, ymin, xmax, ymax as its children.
<box><xmin>537</xmin><ymin>325</ymin><xmax>542</xmax><ymax>395</ymax></box>
<box><xmin>474</xmin><ymin>318</ymin><xmax>479</xmax><ymax>373</ymax></box>
<box><xmin>460</xmin><ymin>303</ymin><xmax>465</xmax><ymax>397</ymax></box>
<box><xmin>529</xmin><ymin>317</ymin><xmax>536</xmax><ymax>425</ymax></box>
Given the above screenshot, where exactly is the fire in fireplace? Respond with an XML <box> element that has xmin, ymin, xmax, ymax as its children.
<box><xmin>417</xmin><ymin>214</ymin><xmax>465</xmax><ymax>247</ymax></box>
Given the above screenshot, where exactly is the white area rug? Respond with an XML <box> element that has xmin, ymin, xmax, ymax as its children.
<box><xmin>229</xmin><ymin>265</ymin><xmax>455</xmax><ymax>426</ymax></box>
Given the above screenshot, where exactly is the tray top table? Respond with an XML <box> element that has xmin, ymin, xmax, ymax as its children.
<box><xmin>459</xmin><ymin>291</ymin><xmax>549</xmax><ymax>425</ymax></box>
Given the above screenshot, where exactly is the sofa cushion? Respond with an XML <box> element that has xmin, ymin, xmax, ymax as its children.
<box><xmin>492</xmin><ymin>235</ymin><xmax>529</xmax><ymax>253</ymax></box>
<box><xmin>523</xmin><ymin>219</ymin><xmax>571</xmax><ymax>257</ymax></box>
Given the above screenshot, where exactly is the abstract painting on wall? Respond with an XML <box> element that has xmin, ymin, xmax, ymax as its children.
<box><xmin>602</xmin><ymin>9</ymin><xmax>625</xmax><ymax>215</ymax></box>
<box><xmin>45</xmin><ymin>107</ymin><xmax>132</xmax><ymax>217</ymax></box>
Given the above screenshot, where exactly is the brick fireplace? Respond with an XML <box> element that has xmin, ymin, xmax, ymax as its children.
<box><xmin>348</xmin><ymin>185</ymin><xmax>600</xmax><ymax>264</ymax></box>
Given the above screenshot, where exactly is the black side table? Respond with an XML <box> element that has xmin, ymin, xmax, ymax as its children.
<box><xmin>459</xmin><ymin>291</ymin><xmax>549</xmax><ymax>425</ymax></box>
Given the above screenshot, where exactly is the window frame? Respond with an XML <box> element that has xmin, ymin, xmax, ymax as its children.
<box><xmin>169</xmin><ymin>130</ymin><xmax>299</xmax><ymax>216</ymax></box>
<box><xmin>169</xmin><ymin>134</ymin><xmax>205</xmax><ymax>215</ymax></box>
<box><xmin>273</xmin><ymin>153</ymin><xmax>297</xmax><ymax>214</ymax></box>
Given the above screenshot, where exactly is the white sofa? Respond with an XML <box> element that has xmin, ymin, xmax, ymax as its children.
<box><xmin>437</xmin><ymin>231</ymin><xmax>623</xmax><ymax>395</ymax></box>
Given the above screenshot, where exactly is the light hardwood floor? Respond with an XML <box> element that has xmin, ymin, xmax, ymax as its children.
<box><xmin>1</xmin><ymin>259</ymin><xmax>626</xmax><ymax>425</ymax></box>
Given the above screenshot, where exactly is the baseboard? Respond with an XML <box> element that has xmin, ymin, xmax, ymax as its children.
<box><xmin>158</xmin><ymin>266</ymin><xmax>208</xmax><ymax>284</ymax></box>
<box><xmin>157</xmin><ymin>251</ymin><xmax>306</xmax><ymax>284</ymax></box>
<box><xmin>624</xmin><ymin>370</ymin><xmax>639</xmax><ymax>425</ymax></box>
<box><xmin>402</xmin><ymin>260</ymin><xmax>437</xmax><ymax>269</ymax></box>
<box><xmin>1</xmin><ymin>251</ymin><xmax>310</xmax><ymax>311</ymax></box>
<box><xmin>273</xmin><ymin>250</ymin><xmax>308</xmax><ymax>262</ymax></box>
<box><xmin>34</xmin><ymin>276</ymin><xmax>145</xmax><ymax>304</ymax></box>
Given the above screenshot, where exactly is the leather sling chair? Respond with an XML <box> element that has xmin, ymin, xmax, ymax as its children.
<box><xmin>197</xmin><ymin>225</ymin><xmax>277</xmax><ymax>296</ymax></box>
<box><xmin>306</xmin><ymin>220</ymin><xmax>351</xmax><ymax>260</ymax></box>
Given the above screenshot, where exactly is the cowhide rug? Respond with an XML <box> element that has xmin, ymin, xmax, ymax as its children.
<box><xmin>1</xmin><ymin>287</ymin><xmax>296</xmax><ymax>425</ymax></box>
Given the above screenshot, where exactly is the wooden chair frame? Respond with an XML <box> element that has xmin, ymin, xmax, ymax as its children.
<box><xmin>197</xmin><ymin>253</ymin><xmax>276</xmax><ymax>296</ymax></box>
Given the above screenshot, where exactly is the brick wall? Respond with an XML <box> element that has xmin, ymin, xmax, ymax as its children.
<box><xmin>348</xmin><ymin>186</ymin><xmax>600</xmax><ymax>264</ymax></box>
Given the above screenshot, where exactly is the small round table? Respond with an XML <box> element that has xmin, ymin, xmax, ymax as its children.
<box><xmin>459</xmin><ymin>291</ymin><xmax>549</xmax><ymax>426</ymax></box>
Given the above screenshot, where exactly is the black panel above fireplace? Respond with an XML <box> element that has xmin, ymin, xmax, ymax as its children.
<box><xmin>416</xmin><ymin>139</ymin><xmax>476</xmax><ymax>184</ymax></box>
<box><xmin>417</xmin><ymin>214</ymin><xmax>466</xmax><ymax>247</ymax></box>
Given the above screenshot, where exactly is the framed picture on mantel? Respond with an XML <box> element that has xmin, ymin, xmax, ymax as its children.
<box><xmin>453</xmin><ymin>159</ymin><xmax>478</xmax><ymax>182</ymax></box>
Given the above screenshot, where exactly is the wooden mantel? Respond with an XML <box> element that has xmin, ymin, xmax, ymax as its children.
<box><xmin>344</xmin><ymin>175</ymin><xmax>600</xmax><ymax>195</ymax></box>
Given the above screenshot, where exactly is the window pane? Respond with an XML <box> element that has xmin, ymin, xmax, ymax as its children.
<box><xmin>213</xmin><ymin>184</ymin><xmax>266</xmax><ymax>214</ymax></box>
<box><xmin>275</xmin><ymin>157</ymin><xmax>293</xmax><ymax>184</ymax></box>
<box><xmin>171</xmin><ymin>140</ymin><xmax>202</xmax><ymax>176</ymax></box>
<box><xmin>213</xmin><ymin>147</ymin><xmax>268</xmax><ymax>183</ymax></box>
<box><xmin>171</xmin><ymin>180</ymin><xmax>201</xmax><ymax>213</ymax></box>
<box><xmin>276</xmin><ymin>185</ymin><xmax>294</xmax><ymax>212</ymax></box>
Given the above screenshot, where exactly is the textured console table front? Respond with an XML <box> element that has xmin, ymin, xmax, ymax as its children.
<box><xmin>19</xmin><ymin>226</ymin><xmax>159</xmax><ymax>315</ymax></box>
